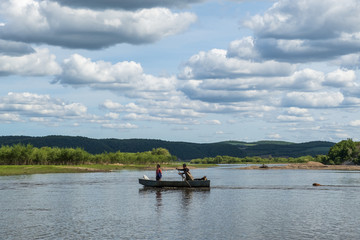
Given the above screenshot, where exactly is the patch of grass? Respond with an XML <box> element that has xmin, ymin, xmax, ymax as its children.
<box><xmin>0</xmin><ymin>165</ymin><xmax>93</xmax><ymax>176</ymax></box>
<box><xmin>0</xmin><ymin>165</ymin><xmax>130</xmax><ymax>176</ymax></box>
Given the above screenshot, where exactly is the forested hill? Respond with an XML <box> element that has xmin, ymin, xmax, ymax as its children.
<box><xmin>0</xmin><ymin>136</ymin><xmax>334</xmax><ymax>160</ymax></box>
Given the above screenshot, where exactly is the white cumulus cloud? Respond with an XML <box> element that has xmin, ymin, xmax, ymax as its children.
<box><xmin>349</xmin><ymin>120</ymin><xmax>360</xmax><ymax>127</ymax></box>
<box><xmin>0</xmin><ymin>48</ymin><xmax>61</xmax><ymax>76</ymax></box>
<box><xmin>243</xmin><ymin>0</ymin><xmax>360</xmax><ymax>62</ymax></box>
<box><xmin>56</xmin><ymin>54</ymin><xmax>178</xmax><ymax>100</ymax></box>
<box><xmin>179</xmin><ymin>48</ymin><xmax>295</xmax><ymax>79</ymax></box>
<box><xmin>324</xmin><ymin>69</ymin><xmax>357</xmax><ymax>88</ymax></box>
<box><xmin>0</xmin><ymin>113</ymin><xmax>22</xmax><ymax>123</ymax></box>
<box><xmin>283</xmin><ymin>91</ymin><xmax>344</xmax><ymax>108</ymax></box>
<box><xmin>244</xmin><ymin>0</ymin><xmax>360</xmax><ymax>40</ymax></box>
<box><xmin>102</xmin><ymin>123</ymin><xmax>138</xmax><ymax>129</ymax></box>
<box><xmin>51</xmin><ymin>0</ymin><xmax>206</xmax><ymax>10</ymax></box>
<box><xmin>0</xmin><ymin>92</ymin><xmax>88</xmax><ymax>119</ymax></box>
<box><xmin>0</xmin><ymin>0</ymin><xmax>197</xmax><ymax>49</ymax></box>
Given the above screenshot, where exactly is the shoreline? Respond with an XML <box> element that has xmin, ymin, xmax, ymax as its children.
<box><xmin>2</xmin><ymin>162</ymin><xmax>360</xmax><ymax>176</ymax></box>
<box><xmin>238</xmin><ymin>161</ymin><xmax>360</xmax><ymax>170</ymax></box>
<box><xmin>0</xmin><ymin>163</ymin><xmax>213</xmax><ymax>176</ymax></box>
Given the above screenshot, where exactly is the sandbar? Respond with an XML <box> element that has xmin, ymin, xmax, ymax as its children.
<box><xmin>238</xmin><ymin>161</ymin><xmax>360</xmax><ymax>170</ymax></box>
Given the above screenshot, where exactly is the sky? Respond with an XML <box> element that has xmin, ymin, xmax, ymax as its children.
<box><xmin>0</xmin><ymin>0</ymin><xmax>360</xmax><ymax>143</ymax></box>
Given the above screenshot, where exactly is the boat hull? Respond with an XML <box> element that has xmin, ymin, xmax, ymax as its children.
<box><xmin>139</xmin><ymin>178</ymin><xmax>210</xmax><ymax>188</ymax></box>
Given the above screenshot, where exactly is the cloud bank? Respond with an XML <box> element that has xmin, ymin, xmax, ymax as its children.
<box><xmin>242</xmin><ymin>0</ymin><xmax>360</xmax><ymax>62</ymax></box>
<box><xmin>0</xmin><ymin>92</ymin><xmax>87</xmax><ymax>120</ymax></box>
<box><xmin>51</xmin><ymin>0</ymin><xmax>206</xmax><ymax>10</ymax></box>
<box><xmin>0</xmin><ymin>0</ymin><xmax>197</xmax><ymax>49</ymax></box>
<box><xmin>0</xmin><ymin>0</ymin><xmax>360</xmax><ymax>142</ymax></box>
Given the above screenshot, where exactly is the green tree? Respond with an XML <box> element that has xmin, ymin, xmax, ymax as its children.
<box><xmin>31</xmin><ymin>147</ymin><xmax>48</xmax><ymax>165</ymax></box>
<box><xmin>151</xmin><ymin>148</ymin><xmax>171</xmax><ymax>156</ymax></box>
<box><xmin>328</xmin><ymin>139</ymin><xmax>359</xmax><ymax>165</ymax></box>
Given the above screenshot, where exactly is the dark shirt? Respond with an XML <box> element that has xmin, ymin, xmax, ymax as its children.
<box><xmin>178</xmin><ymin>167</ymin><xmax>193</xmax><ymax>180</ymax></box>
<box><xmin>178</xmin><ymin>167</ymin><xmax>190</xmax><ymax>173</ymax></box>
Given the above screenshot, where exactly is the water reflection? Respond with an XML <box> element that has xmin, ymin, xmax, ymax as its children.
<box><xmin>156</xmin><ymin>190</ymin><xmax>162</xmax><ymax>207</ymax></box>
<box><xmin>181</xmin><ymin>189</ymin><xmax>193</xmax><ymax>207</ymax></box>
<box><xmin>138</xmin><ymin>187</ymin><xmax>210</xmax><ymax>211</ymax></box>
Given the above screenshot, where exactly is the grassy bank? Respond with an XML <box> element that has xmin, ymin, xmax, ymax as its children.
<box><xmin>0</xmin><ymin>163</ymin><xmax>216</xmax><ymax>176</ymax></box>
<box><xmin>0</xmin><ymin>164</ymin><xmax>148</xmax><ymax>176</ymax></box>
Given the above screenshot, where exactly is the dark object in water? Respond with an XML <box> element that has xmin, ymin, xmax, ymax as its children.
<box><xmin>139</xmin><ymin>178</ymin><xmax>210</xmax><ymax>188</ymax></box>
<box><xmin>259</xmin><ymin>164</ymin><xmax>269</xmax><ymax>168</ymax></box>
<box><xmin>313</xmin><ymin>183</ymin><xmax>321</xmax><ymax>186</ymax></box>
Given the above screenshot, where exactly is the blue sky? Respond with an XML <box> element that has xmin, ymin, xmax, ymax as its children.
<box><xmin>0</xmin><ymin>0</ymin><xmax>360</xmax><ymax>143</ymax></box>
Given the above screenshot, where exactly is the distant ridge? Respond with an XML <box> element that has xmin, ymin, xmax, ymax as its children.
<box><xmin>0</xmin><ymin>135</ymin><xmax>335</xmax><ymax>160</ymax></box>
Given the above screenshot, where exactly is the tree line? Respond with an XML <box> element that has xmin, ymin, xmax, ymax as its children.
<box><xmin>1</xmin><ymin>139</ymin><xmax>358</xmax><ymax>166</ymax></box>
<box><xmin>0</xmin><ymin>144</ymin><xmax>175</xmax><ymax>165</ymax></box>
<box><xmin>0</xmin><ymin>136</ymin><xmax>334</xmax><ymax>159</ymax></box>
<box><xmin>190</xmin><ymin>139</ymin><xmax>360</xmax><ymax>165</ymax></box>
<box><xmin>190</xmin><ymin>155</ymin><xmax>325</xmax><ymax>164</ymax></box>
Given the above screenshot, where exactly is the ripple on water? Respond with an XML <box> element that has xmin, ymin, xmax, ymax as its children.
<box><xmin>2</xmin><ymin>170</ymin><xmax>360</xmax><ymax>239</ymax></box>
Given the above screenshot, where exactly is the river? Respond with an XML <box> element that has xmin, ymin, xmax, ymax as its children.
<box><xmin>1</xmin><ymin>165</ymin><xmax>360</xmax><ymax>239</ymax></box>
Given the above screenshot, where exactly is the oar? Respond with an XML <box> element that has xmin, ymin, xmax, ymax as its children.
<box><xmin>178</xmin><ymin>169</ymin><xmax>192</xmax><ymax>188</ymax></box>
<box><xmin>181</xmin><ymin>174</ymin><xmax>192</xmax><ymax>188</ymax></box>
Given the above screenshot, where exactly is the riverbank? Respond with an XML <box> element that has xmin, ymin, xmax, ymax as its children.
<box><xmin>0</xmin><ymin>163</ymin><xmax>215</xmax><ymax>176</ymax></box>
<box><xmin>0</xmin><ymin>165</ymin><xmax>115</xmax><ymax>176</ymax></box>
<box><xmin>4</xmin><ymin>162</ymin><xmax>358</xmax><ymax>176</ymax></box>
<box><xmin>238</xmin><ymin>161</ymin><xmax>360</xmax><ymax>170</ymax></box>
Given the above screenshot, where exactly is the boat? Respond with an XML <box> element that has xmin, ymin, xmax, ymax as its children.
<box><xmin>138</xmin><ymin>178</ymin><xmax>210</xmax><ymax>188</ymax></box>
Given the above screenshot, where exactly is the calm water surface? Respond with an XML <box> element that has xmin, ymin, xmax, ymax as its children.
<box><xmin>1</xmin><ymin>165</ymin><xmax>360</xmax><ymax>239</ymax></box>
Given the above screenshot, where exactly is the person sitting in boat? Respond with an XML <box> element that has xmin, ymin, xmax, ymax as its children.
<box><xmin>156</xmin><ymin>164</ymin><xmax>162</xmax><ymax>181</ymax></box>
<box><xmin>176</xmin><ymin>164</ymin><xmax>194</xmax><ymax>181</ymax></box>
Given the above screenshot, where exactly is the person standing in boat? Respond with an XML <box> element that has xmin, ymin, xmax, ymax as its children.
<box><xmin>156</xmin><ymin>164</ymin><xmax>162</xmax><ymax>181</ymax></box>
<box><xmin>176</xmin><ymin>164</ymin><xmax>194</xmax><ymax>181</ymax></box>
